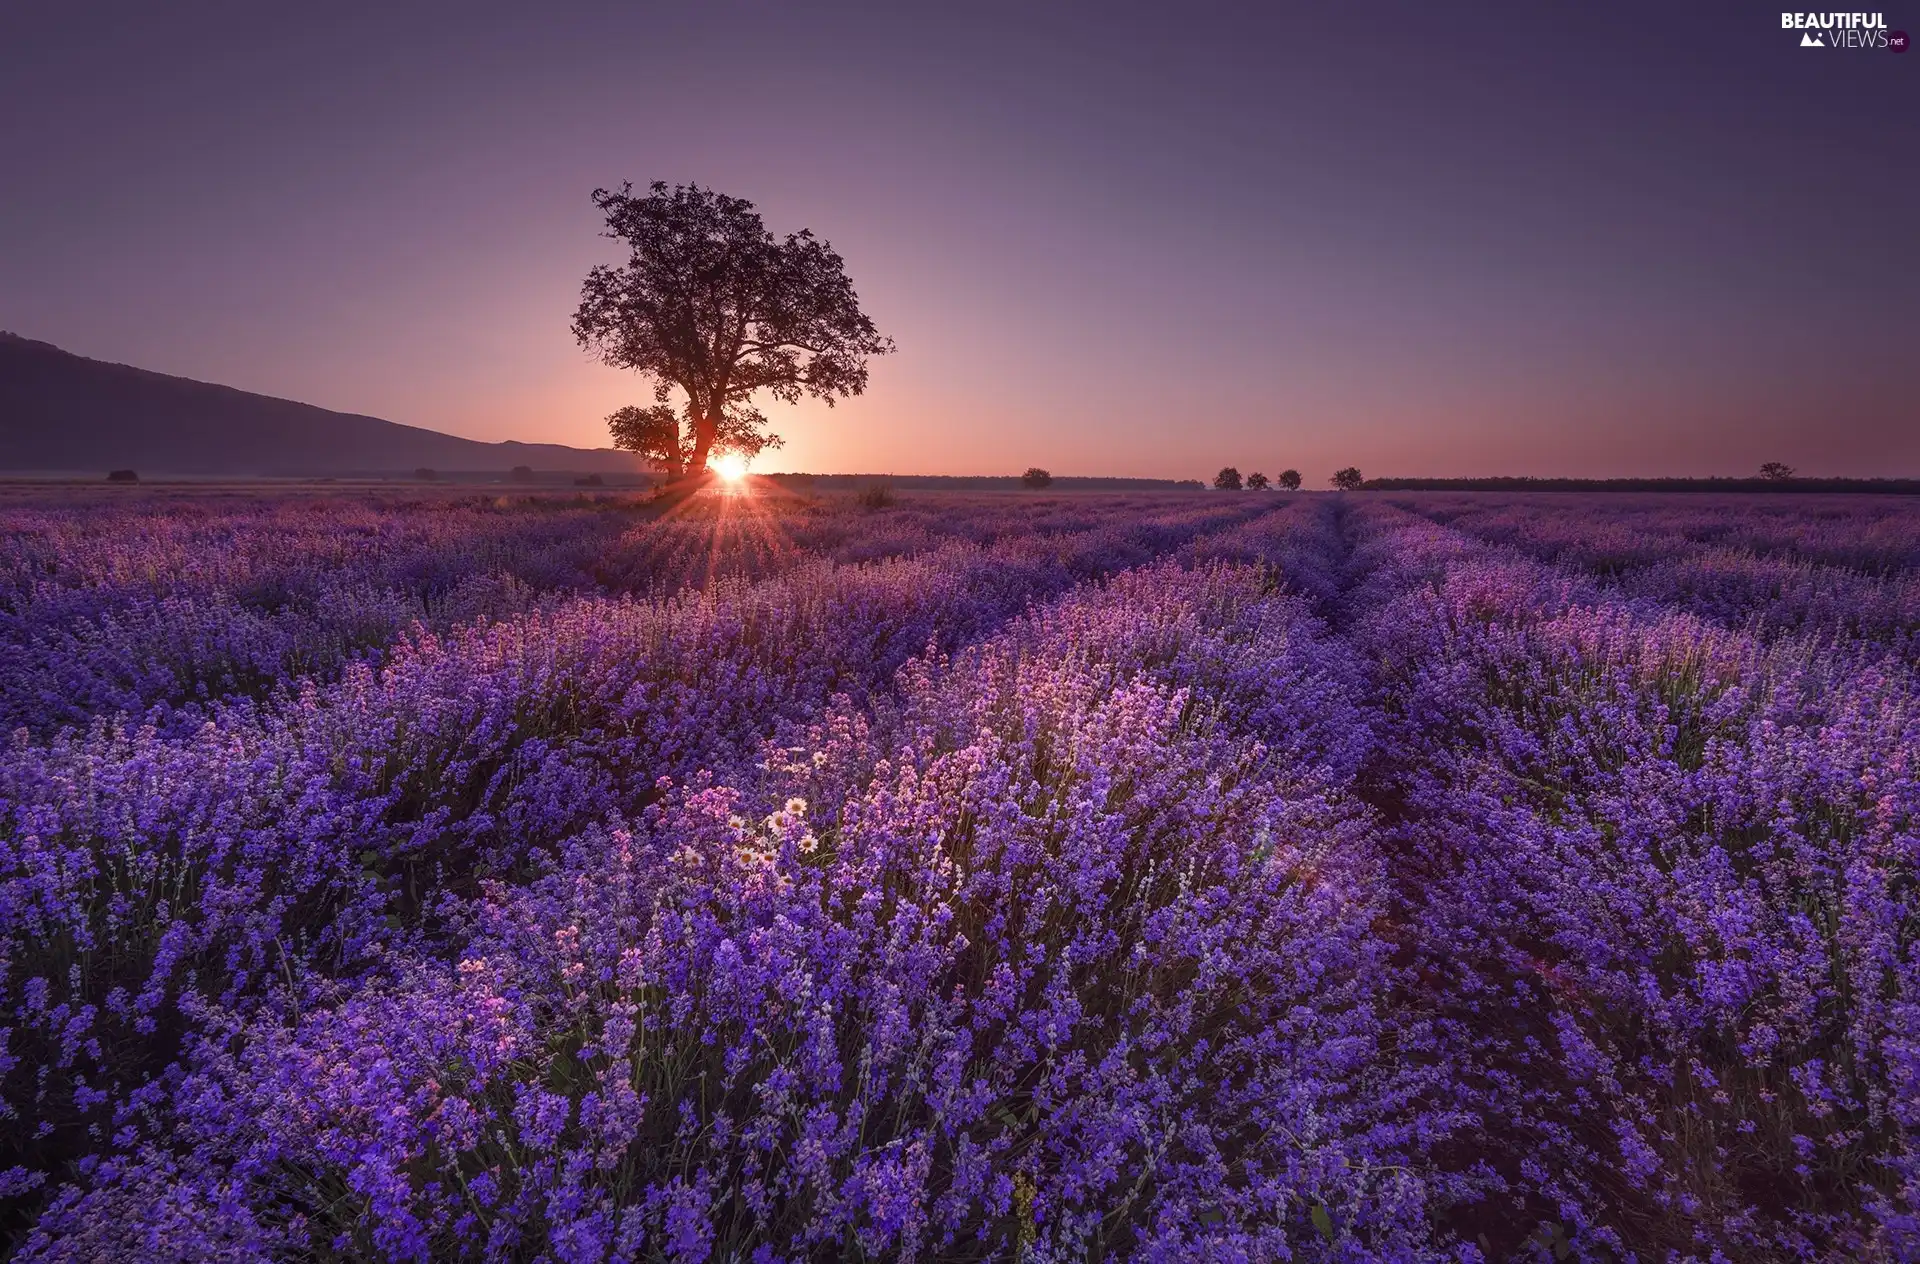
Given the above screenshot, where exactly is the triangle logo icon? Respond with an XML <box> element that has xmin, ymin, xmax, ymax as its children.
<box><xmin>1800</xmin><ymin>31</ymin><xmax>1823</xmax><ymax>46</ymax></box>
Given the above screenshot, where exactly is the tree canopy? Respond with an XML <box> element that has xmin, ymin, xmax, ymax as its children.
<box><xmin>1214</xmin><ymin>467</ymin><xmax>1242</xmax><ymax>490</ymax></box>
<box><xmin>1245</xmin><ymin>471</ymin><xmax>1270</xmax><ymax>490</ymax></box>
<box><xmin>1021</xmin><ymin>467</ymin><xmax>1053</xmax><ymax>489</ymax></box>
<box><xmin>1277</xmin><ymin>469</ymin><xmax>1301</xmax><ymax>490</ymax></box>
<box><xmin>1331</xmin><ymin>467</ymin><xmax>1364</xmax><ymax>490</ymax></box>
<box><xmin>574</xmin><ymin>182</ymin><xmax>893</xmax><ymax>479</ymax></box>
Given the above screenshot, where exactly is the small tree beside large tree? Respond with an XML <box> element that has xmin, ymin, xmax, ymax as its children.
<box><xmin>574</xmin><ymin>182</ymin><xmax>894</xmax><ymax>480</ymax></box>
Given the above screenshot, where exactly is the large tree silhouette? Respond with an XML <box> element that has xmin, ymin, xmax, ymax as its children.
<box><xmin>573</xmin><ymin>182</ymin><xmax>893</xmax><ymax>479</ymax></box>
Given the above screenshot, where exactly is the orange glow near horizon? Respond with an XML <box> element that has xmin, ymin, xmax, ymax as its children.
<box><xmin>642</xmin><ymin>459</ymin><xmax>799</xmax><ymax>589</ymax></box>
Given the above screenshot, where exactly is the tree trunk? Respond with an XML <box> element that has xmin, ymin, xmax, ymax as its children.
<box><xmin>686</xmin><ymin>415</ymin><xmax>719</xmax><ymax>475</ymax></box>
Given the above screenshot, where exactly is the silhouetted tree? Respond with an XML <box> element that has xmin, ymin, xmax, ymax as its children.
<box><xmin>573</xmin><ymin>473</ymin><xmax>605</xmax><ymax>486</ymax></box>
<box><xmin>510</xmin><ymin>465</ymin><xmax>536</xmax><ymax>484</ymax></box>
<box><xmin>413</xmin><ymin>467</ymin><xmax>437</xmax><ymax>482</ymax></box>
<box><xmin>106</xmin><ymin>469</ymin><xmax>138</xmax><ymax>483</ymax></box>
<box><xmin>1214</xmin><ymin>467</ymin><xmax>1243</xmax><ymax>490</ymax></box>
<box><xmin>1331</xmin><ymin>467</ymin><xmax>1363</xmax><ymax>491</ymax></box>
<box><xmin>1245</xmin><ymin>471</ymin><xmax>1270</xmax><ymax>490</ymax></box>
<box><xmin>606</xmin><ymin>405</ymin><xmax>690</xmax><ymax>478</ymax></box>
<box><xmin>1277</xmin><ymin>469</ymin><xmax>1301</xmax><ymax>490</ymax></box>
<box><xmin>1021</xmin><ymin>467</ymin><xmax>1053</xmax><ymax>489</ymax></box>
<box><xmin>574</xmin><ymin>182</ymin><xmax>893</xmax><ymax>480</ymax></box>
<box><xmin>1759</xmin><ymin>461</ymin><xmax>1795</xmax><ymax>481</ymax></box>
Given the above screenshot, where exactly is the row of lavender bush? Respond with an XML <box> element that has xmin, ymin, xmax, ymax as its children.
<box><xmin>1399</xmin><ymin>494</ymin><xmax>1920</xmax><ymax>659</ymax></box>
<box><xmin>3</xmin><ymin>487</ymin><xmax>1916</xmax><ymax>1259</ymax></box>
<box><xmin>1</xmin><ymin>492</ymin><xmax>1309</xmax><ymax>1252</ymax></box>
<box><xmin>0</xmin><ymin>491</ymin><xmax>1277</xmax><ymax>734</ymax></box>
<box><xmin>1341</xmin><ymin>503</ymin><xmax>1917</xmax><ymax>1259</ymax></box>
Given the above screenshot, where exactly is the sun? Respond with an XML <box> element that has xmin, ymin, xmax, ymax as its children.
<box><xmin>712</xmin><ymin>453</ymin><xmax>749</xmax><ymax>484</ymax></box>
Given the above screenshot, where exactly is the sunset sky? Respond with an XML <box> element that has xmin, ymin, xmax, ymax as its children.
<box><xmin>2</xmin><ymin>1</ymin><xmax>1915</xmax><ymax>480</ymax></box>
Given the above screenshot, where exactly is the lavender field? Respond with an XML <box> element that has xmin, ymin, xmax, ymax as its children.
<box><xmin>2</xmin><ymin>486</ymin><xmax>1916</xmax><ymax>1262</ymax></box>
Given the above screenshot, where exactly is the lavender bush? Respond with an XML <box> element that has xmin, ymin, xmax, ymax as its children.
<box><xmin>2</xmin><ymin>486</ymin><xmax>1916</xmax><ymax>1260</ymax></box>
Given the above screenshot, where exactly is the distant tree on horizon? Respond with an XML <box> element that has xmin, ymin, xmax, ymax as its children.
<box><xmin>1331</xmin><ymin>467</ymin><xmax>1363</xmax><ymax>490</ymax></box>
<box><xmin>1277</xmin><ymin>469</ymin><xmax>1301</xmax><ymax>490</ymax></box>
<box><xmin>510</xmin><ymin>465</ymin><xmax>536</xmax><ymax>484</ymax></box>
<box><xmin>413</xmin><ymin>467</ymin><xmax>437</xmax><ymax>482</ymax></box>
<box><xmin>1214</xmin><ymin>467</ymin><xmax>1243</xmax><ymax>490</ymax></box>
<box><xmin>1759</xmin><ymin>461</ymin><xmax>1795</xmax><ymax>481</ymax></box>
<box><xmin>573</xmin><ymin>182</ymin><xmax>894</xmax><ymax>481</ymax></box>
<box><xmin>1021</xmin><ymin>467</ymin><xmax>1053</xmax><ymax>489</ymax></box>
<box><xmin>1245</xmin><ymin>471</ymin><xmax>1270</xmax><ymax>489</ymax></box>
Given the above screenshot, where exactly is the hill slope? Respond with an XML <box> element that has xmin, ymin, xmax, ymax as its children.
<box><xmin>0</xmin><ymin>333</ymin><xmax>645</xmax><ymax>476</ymax></box>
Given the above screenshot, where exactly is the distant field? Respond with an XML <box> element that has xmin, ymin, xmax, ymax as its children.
<box><xmin>4</xmin><ymin>488</ymin><xmax>1918</xmax><ymax>1259</ymax></box>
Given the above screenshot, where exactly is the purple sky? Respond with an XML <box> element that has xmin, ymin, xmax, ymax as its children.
<box><xmin>2</xmin><ymin>1</ymin><xmax>1915</xmax><ymax>480</ymax></box>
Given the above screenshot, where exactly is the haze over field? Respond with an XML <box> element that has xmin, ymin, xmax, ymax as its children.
<box><xmin>1</xmin><ymin>0</ymin><xmax>1915</xmax><ymax>479</ymax></box>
